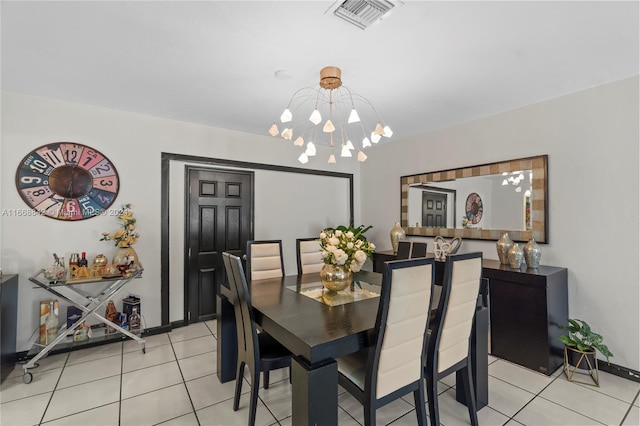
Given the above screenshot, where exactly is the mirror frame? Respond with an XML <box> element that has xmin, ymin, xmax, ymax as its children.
<box><xmin>401</xmin><ymin>155</ymin><xmax>548</xmax><ymax>243</ymax></box>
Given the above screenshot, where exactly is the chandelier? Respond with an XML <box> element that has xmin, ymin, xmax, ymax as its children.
<box><xmin>268</xmin><ymin>66</ymin><xmax>392</xmax><ymax>164</ymax></box>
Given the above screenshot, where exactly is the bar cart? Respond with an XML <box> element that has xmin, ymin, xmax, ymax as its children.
<box><xmin>23</xmin><ymin>268</ymin><xmax>146</xmax><ymax>384</ymax></box>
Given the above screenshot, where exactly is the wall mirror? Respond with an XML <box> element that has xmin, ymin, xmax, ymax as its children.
<box><xmin>401</xmin><ymin>155</ymin><xmax>548</xmax><ymax>243</ymax></box>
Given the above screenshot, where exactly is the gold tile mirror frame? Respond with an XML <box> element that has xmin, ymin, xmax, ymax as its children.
<box><xmin>401</xmin><ymin>155</ymin><xmax>548</xmax><ymax>243</ymax></box>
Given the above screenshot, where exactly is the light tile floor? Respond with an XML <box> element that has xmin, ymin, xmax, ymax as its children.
<box><xmin>1</xmin><ymin>321</ymin><xmax>638</xmax><ymax>425</ymax></box>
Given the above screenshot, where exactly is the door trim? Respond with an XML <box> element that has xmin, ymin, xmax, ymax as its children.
<box><xmin>160</xmin><ymin>152</ymin><xmax>354</xmax><ymax>326</ymax></box>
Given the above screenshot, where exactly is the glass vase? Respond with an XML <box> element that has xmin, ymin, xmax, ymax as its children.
<box><xmin>320</xmin><ymin>264</ymin><xmax>353</xmax><ymax>293</ymax></box>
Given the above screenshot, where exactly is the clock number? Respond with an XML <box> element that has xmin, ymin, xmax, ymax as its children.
<box><xmin>100</xmin><ymin>179</ymin><xmax>113</xmax><ymax>186</ymax></box>
<box><xmin>64</xmin><ymin>149</ymin><xmax>78</xmax><ymax>164</ymax></box>
<box><xmin>30</xmin><ymin>159</ymin><xmax>49</xmax><ymax>174</ymax></box>
<box><xmin>31</xmin><ymin>189</ymin><xmax>47</xmax><ymax>197</ymax></box>
<box><xmin>21</xmin><ymin>176</ymin><xmax>43</xmax><ymax>185</ymax></box>
<box><xmin>82</xmin><ymin>150</ymin><xmax>97</xmax><ymax>167</ymax></box>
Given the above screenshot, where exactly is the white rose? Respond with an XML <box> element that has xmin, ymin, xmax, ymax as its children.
<box><xmin>355</xmin><ymin>250</ymin><xmax>367</xmax><ymax>263</ymax></box>
<box><xmin>355</xmin><ymin>240</ymin><xmax>362</xmax><ymax>248</ymax></box>
<box><xmin>329</xmin><ymin>236</ymin><xmax>340</xmax><ymax>246</ymax></box>
<box><xmin>335</xmin><ymin>230</ymin><xmax>342</xmax><ymax>237</ymax></box>
<box><xmin>350</xmin><ymin>262</ymin><xmax>362</xmax><ymax>272</ymax></box>
<box><xmin>346</xmin><ymin>231</ymin><xmax>354</xmax><ymax>239</ymax></box>
<box><xmin>370</xmin><ymin>243</ymin><xmax>376</xmax><ymax>250</ymax></box>
<box><xmin>334</xmin><ymin>250</ymin><xmax>348</xmax><ymax>265</ymax></box>
<box><xmin>327</xmin><ymin>245</ymin><xmax>336</xmax><ymax>253</ymax></box>
<box><xmin>321</xmin><ymin>250</ymin><xmax>330</xmax><ymax>259</ymax></box>
<box><xmin>347</xmin><ymin>242</ymin><xmax>354</xmax><ymax>249</ymax></box>
<box><xmin>320</xmin><ymin>232</ymin><xmax>327</xmax><ymax>239</ymax></box>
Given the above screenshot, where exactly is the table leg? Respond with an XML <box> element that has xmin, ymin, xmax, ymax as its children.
<box><xmin>291</xmin><ymin>355</ymin><xmax>338</xmax><ymax>426</ymax></box>
<box><xmin>216</xmin><ymin>294</ymin><xmax>237</xmax><ymax>383</ymax></box>
<box><xmin>456</xmin><ymin>306</ymin><xmax>489</xmax><ymax>409</ymax></box>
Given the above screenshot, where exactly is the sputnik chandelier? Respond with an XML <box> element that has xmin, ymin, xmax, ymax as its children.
<box><xmin>268</xmin><ymin>66</ymin><xmax>392</xmax><ymax>164</ymax></box>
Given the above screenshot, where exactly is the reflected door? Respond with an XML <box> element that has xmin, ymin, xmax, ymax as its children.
<box><xmin>422</xmin><ymin>191</ymin><xmax>447</xmax><ymax>227</ymax></box>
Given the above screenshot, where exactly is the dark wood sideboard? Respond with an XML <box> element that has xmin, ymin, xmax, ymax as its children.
<box><xmin>373</xmin><ymin>252</ymin><xmax>569</xmax><ymax>376</ymax></box>
<box><xmin>1</xmin><ymin>274</ymin><xmax>19</xmax><ymax>383</ymax></box>
<box><xmin>483</xmin><ymin>260</ymin><xmax>568</xmax><ymax>375</ymax></box>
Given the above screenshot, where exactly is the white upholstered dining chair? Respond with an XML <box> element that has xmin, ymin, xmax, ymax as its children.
<box><xmin>245</xmin><ymin>240</ymin><xmax>284</xmax><ymax>281</ymax></box>
<box><xmin>425</xmin><ymin>251</ymin><xmax>483</xmax><ymax>426</ymax></box>
<box><xmin>336</xmin><ymin>257</ymin><xmax>435</xmax><ymax>426</ymax></box>
<box><xmin>296</xmin><ymin>237</ymin><xmax>324</xmax><ymax>275</ymax></box>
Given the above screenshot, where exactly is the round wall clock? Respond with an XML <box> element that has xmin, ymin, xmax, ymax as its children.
<box><xmin>465</xmin><ymin>192</ymin><xmax>483</xmax><ymax>224</ymax></box>
<box><xmin>15</xmin><ymin>142</ymin><xmax>119</xmax><ymax>221</ymax></box>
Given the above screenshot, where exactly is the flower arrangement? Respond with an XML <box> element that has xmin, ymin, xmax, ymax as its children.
<box><xmin>319</xmin><ymin>225</ymin><xmax>375</xmax><ymax>272</ymax></box>
<box><xmin>461</xmin><ymin>216</ymin><xmax>471</xmax><ymax>228</ymax></box>
<box><xmin>100</xmin><ymin>204</ymin><xmax>140</xmax><ymax>247</ymax></box>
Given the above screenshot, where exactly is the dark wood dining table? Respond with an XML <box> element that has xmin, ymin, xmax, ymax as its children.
<box><xmin>216</xmin><ymin>270</ymin><xmax>488</xmax><ymax>426</ymax></box>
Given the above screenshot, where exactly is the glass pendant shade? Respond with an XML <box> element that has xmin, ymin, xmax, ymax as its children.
<box><xmin>374</xmin><ymin>123</ymin><xmax>385</xmax><ymax>135</ymax></box>
<box><xmin>362</xmin><ymin>137</ymin><xmax>371</xmax><ymax>148</ymax></box>
<box><xmin>309</xmin><ymin>109</ymin><xmax>322</xmax><ymax>125</ymax></box>
<box><xmin>268</xmin><ymin>123</ymin><xmax>279</xmax><ymax>136</ymax></box>
<box><xmin>383</xmin><ymin>125</ymin><xmax>393</xmax><ymax>137</ymax></box>
<box><xmin>341</xmin><ymin>145</ymin><xmax>352</xmax><ymax>157</ymax></box>
<box><xmin>293</xmin><ymin>136</ymin><xmax>304</xmax><ymax>147</ymax></box>
<box><xmin>345</xmin><ymin>140</ymin><xmax>355</xmax><ymax>150</ymax></box>
<box><xmin>298</xmin><ymin>153</ymin><xmax>309</xmax><ymax>164</ymax></box>
<box><xmin>357</xmin><ymin>151</ymin><xmax>367</xmax><ymax>162</ymax></box>
<box><xmin>305</xmin><ymin>142</ymin><xmax>316</xmax><ymax>156</ymax></box>
<box><xmin>328</xmin><ymin>154</ymin><xmax>336</xmax><ymax>164</ymax></box>
<box><xmin>323</xmin><ymin>120</ymin><xmax>336</xmax><ymax>133</ymax></box>
<box><xmin>281</xmin><ymin>128</ymin><xmax>293</xmax><ymax>140</ymax></box>
<box><xmin>371</xmin><ymin>132</ymin><xmax>382</xmax><ymax>144</ymax></box>
<box><xmin>502</xmin><ymin>179</ymin><xmax>508</xmax><ymax>186</ymax></box>
<box><xmin>280</xmin><ymin>108</ymin><xmax>292</xmax><ymax>123</ymax></box>
<box><xmin>348</xmin><ymin>108</ymin><xmax>360</xmax><ymax>123</ymax></box>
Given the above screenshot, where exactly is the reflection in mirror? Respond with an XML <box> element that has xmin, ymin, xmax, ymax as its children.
<box><xmin>401</xmin><ymin>155</ymin><xmax>547</xmax><ymax>242</ymax></box>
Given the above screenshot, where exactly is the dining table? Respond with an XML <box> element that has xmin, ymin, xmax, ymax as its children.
<box><xmin>216</xmin><ymin>268</ymin><xmax>488</xmax><ymax>426</ymax></box>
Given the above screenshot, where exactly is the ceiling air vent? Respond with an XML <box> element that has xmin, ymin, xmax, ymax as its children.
<box><xmin>331</xmin><ymin>0</ymin><xmax>401</xmax><ymax>30</ymax></box>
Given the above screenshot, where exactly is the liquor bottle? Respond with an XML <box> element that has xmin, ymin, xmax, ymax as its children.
<box><xmin>129</xmin><ymin>307</ymin><xmax>141</xmax><ymax>336</ymax></box>
<box><xmin>105</xmin><ymin>300</ymin><xmax>117</xmax><ymax>334</ymax></box>
<box><xmin>69</xmin><ymin>253</ymin><xmax>79</xmax><ymax>278</ymax></box>
<box><xmin>45</xmin><ymin>300</ymin><xmax>59</xmax><ymax>344</ymax></box>
<box><xmin>78</xmin><ymin>252</ymin><xmax>88</xmax><ymax>268</ymax></box>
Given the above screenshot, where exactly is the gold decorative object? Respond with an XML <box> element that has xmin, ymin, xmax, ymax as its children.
<box><xmin>563</xmin><ymin>346</ymin><xmax>599</xmax><ymax>386</ymax></box>
<box><xmin>389</xmin><ymin>222</ymin><xmax>406</xmax><ymax>254</ymax></box>
<box><xmin>496</xmin><ymin>233</ymin><xmax>514</xmax><ymax>264</ymax></box>
<box><xmin>524</xmin><ymin>238</ymin><xmax>542</xmax><ymax>269</ymax></box>
<box><xmin>320</xmin><ymin>264</ymin><xmax>353</xmax><ymax>293</ymax></box>
<box><xmin>508</xmin><ymin>243</ymin><xmax>524</xmax><ymax>269</ymax></box>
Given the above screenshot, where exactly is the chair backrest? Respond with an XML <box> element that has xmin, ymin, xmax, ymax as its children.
<box><xmin>410</xmin><ymin>242</ymin><xmax>428</xmax><ymax>258</ymax></box>
<box><xmin>368</xmin><ymin>257</ymin><xmax>435</xmax><ymax>399</ymax></box>
<box><xmin>396</xmin><ymin>241</ymin><xmax>428</xmax><ymax>259</ymax></box>
<box><xmin>296</xmin><ymin>238</ymin><xmax>324</xmax><ymax>275</ymax></box>
<box><xmin>429</xmin><ymin>252</ymin><xmax>482</xmax><ymax>374</ymax></box>
<box><xmin>396</xmin><ymin>241</ymin><xmax>412</xmax><ymax>259</ymax></box>
<box><xmin>223</xmin><ymin>252</ymin><xmax>259</xmax><ymax>364</ymax></box>
<box><xmin>246</xmin><ymin>240</ymin><xmax>284</xmax><ymax>281</ymax></box>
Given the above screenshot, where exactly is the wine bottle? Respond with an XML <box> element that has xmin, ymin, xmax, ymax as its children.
<box><xmin>78</xmin><ymin>252</ymin><xmax>88</xmax><ymax>268</ymax></box>
<box><xmin>129</xmin><ymin>307</ymin><xmax>141</xmax><ymax>336</ymax></box>
<box><xmin>105</xmin><ymin>300</ymin><xmax>117</xmax><ymax>334</ymax></box>
<box><xmin>45</xmin><ymin>300</ymin><xmax>59</xmax><ymax>344</ymax></box>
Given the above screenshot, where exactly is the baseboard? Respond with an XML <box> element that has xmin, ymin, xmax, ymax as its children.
<box><xmin>599</xmin><ymin>360</ymin><xmax>640</xmax><ymax>383</ymax></box>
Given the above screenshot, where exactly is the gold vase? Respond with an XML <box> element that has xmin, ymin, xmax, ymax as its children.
<box><xmin>320</xmin><ymin>264</ymin><xmax>353</xmax><ymax>293</ymax></box>
<box><xmin>113</xmin><ymin>246</ymin><xmax>140</xmax><ymax>267</ymax></box>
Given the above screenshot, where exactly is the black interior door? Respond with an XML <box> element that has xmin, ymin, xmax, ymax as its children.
<box><xmin>186</xmin><ymin>167</ymin><xmax>253</xmax><ymax>323</ymax></box>
<box><xmin>422</xmin><ymin>191</ymin><xmax>448</xmax><ymax>227</ymax></box>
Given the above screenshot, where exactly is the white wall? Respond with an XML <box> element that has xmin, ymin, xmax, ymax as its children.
<box><xmin>361</xmin><ymin>77</ymin><xmax>640</xmax><ymax>370</ymax></box>
<box><xmin>1</xmin><ymin>92</ymin><xmax>360</xmax><ymax>351</ymax></box>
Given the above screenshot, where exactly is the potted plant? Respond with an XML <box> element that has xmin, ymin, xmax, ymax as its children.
<box><xmin>559</xmin><ymin>318</ymin><xmax>613</xmax><ymax>386</ymax></box>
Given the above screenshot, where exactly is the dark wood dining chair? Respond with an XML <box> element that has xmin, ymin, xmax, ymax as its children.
<box><xmin>425</xmin><ymin>252</ymin><xmax>483</xmax><ymax>426</ymax></box>
<box><xmin>410</xmin><ymin>242</ymin><xmax>428</xmax><ymax>258</ymax></box>
<box><xmin>396</xmin><ymin>241</ymin><xmax>412</xmax><ymax>259</ymax></box>
<box><xmin>222</xmin><ymin>252</ymin><xmax>292</xmax><ymax>426</ymax></box>
<box><xmin>336</xmin><ymin>257</ymin><xmax>435</xmax><ymax>426</ymax></box>
<box><xmin>296</xmin><ymin>237</ymin><xmax>323</xmax><ymax>275</ymax></box>
<box><xmin>246</xmin><ymin>240</ymin><xmax>284</xmax><ymax>281</ymax></box>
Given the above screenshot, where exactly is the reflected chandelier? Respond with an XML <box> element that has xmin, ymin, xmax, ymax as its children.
<box><xmin>268</xmin><ymin>66</ymin><xmax>392</xmax><ymax>164</ymax></box>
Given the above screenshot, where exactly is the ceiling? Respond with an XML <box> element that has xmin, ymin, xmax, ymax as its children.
<box><xmin>2</xmin><ymin>1</ymin><xmax>638</xmax><ymax>145</ymax></box>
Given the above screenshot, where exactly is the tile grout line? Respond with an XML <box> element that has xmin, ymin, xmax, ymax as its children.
<box><xmin>118</xmin><ymin>341</ymin><xmax>124</xmax><ymax>426</ymax></box>
<box><xmin>37</xmin><ymin>353</ymin><xmax>70</xmax><ymax>425</ymax></box>
<box><xmin>166</xmin><ymin>331</ymin><xmax>202</xmax><ymax>426</ymax></box>
<box><xmin>618</xmin><ymin>389</ymin><xmax>640</xmax><ymax>426</ymax></box>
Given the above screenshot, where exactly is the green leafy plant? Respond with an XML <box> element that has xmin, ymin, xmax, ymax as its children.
<box><xmin>559</xmin><ymin>319</ymin><xmax>613</xmax><ymax>362</ymax></box>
